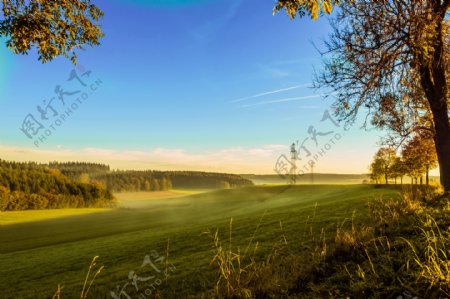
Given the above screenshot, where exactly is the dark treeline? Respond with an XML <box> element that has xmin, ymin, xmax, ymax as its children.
<box><xmin>0</xmin><ymin>160</ymin><xmax>115</xmax><ymax>211</ymax></box>
<box><xmin>165</xmin><ymin>171</ymin><xmax>253</xmax><ymax>189</ymax></box>
<box><xmin>95</xmin><ymin>171</ymin><xmax>253</xmax><ymax>192</ymax></box>
<box><xmin>97</xmin><ymin>171</ymin><xmax>172</xmax><ymax>192</ymax></box>
<box><xmin>48</xmin><ymin>162</ymin><xmax>254</xmax><ymax>191</ymax></box>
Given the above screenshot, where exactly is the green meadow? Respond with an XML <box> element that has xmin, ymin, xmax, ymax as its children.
<box><xmin>0</xmin><ymin>185</ymin><xmax>402</xmax><ymax>298</ymax></box>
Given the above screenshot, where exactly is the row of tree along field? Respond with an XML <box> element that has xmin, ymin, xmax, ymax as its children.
<box><xmin>370</xmin><ymin>133</ymin><xmax>437</xmax><ymax>185</ymax></box>
<box><xmin>0</xmin><ymin>160</ymin><xmax>254</xmax><ymax>211</ymax></box>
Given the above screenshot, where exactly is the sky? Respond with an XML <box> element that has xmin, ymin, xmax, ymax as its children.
<box><xmin>0</xmin><ymin>0</ymin><xmax>396</xmax><ymax>174</ymax></box>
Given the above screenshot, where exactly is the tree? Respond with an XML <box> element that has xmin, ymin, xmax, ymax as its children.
<box><xmin>390</xmin><ymin>157</ymin><xmax>407</xmax><ymax>185</ymax></box>
<box><xmin>0</xmin><ymin>185</ymin><xmax>9</xmax><ymax>211</ymax></box>
<box><xmin>401</xmin><ymin>134</ymin><xmax>438</xmax><ymax>186</ymax></box>
<box><xmin>0</xmin><ymin>0</ymin><xmax>104</xmax><ymax>64</ymax></box>
<box><xmin>152</xmin><ymin>178</ymin><xmax>160</xmax><ymax>191</ymax></box>
<box><xmin>276</xmin><ymin>0</ymin><xmax>450</xmax><ymax>192</ymax></box>
<box><xmin>78</xmin><ymin>173</ymin><xmax>90</xmax><ymax>184</ymax></box>
<box><xmin>370</xmin><ymin>147</ymin><xmax>397</xmax><ymax>184</ymax></box>
<box><xmin>418</xmin><ymin>134</ymin><xmax>439</xmax><ymax>185</ymax></box>
<box><xmin>161</xmin><ymin>177</ymin><xmax>172</xmax><ymax>191</ymax></box>
<box><xmin>370</xmin><ymin>157</ymin><xmax>383</xmax><ymax>184</ymax></box>
<box><xmin>144</xmin><ymin>180</ymin><xmax>151</xmax><ymax>191</ymax></box>
<box><xmin>402</xmin><ymin>139</ymin><xmax>425</xmax><ymax>185</ymax></box>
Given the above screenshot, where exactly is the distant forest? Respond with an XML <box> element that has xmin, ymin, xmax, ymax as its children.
<box><xmin>0</xmin><ymin>160</ymin><xmax>253</xmax><ymax>211</ymax></box>
<box><xmin>0</xmin><ymin>160</ymin><xmax>114</xmax><ymax>211</ymax></box>
<box><xmin>49</xmin><ymin>162</ymin><xmax>254</xmax><ymax>191</ymax></box>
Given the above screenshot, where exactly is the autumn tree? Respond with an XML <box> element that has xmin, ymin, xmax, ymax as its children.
<box><xmin>370</xmin><ymin>147</ymin><xmax>397</xmax><ymax>185</ymax></box>
<box><xmin>419</xmin><ymin>135</ymin><xmax>439</xmax><ymax>185</ymax></box>
<box><xmin>401</xmin><ymin>134</ymin><xmax>438</xmax><ymax>185</ymax></box>
<box><xmin>276</xmin><ymin>0</ymin><xmax>450</xmax><ymax>192</ymax></box>
<box><xmin>369</xmin><ymin>158</ymin><xmax>383</xmax><ymax>184</ymax></box>
<box><xmin>390</xmin><ymin>157</ymin><xmax>407</xmax><ymax>185</ymax></box>
<box><xmin>0</xmin><ymin>0</ymin><xmax>104</xmax><ymax>64</ymax></box>
<box><xmin>402</xmin><ymin>140</ymin><xmax>424</xmax><ymax>184</ymax></box>
<box><xmin>0</xmin><ymin>185</ymin><xmax>9</xmax><ymax>210</ymax></box>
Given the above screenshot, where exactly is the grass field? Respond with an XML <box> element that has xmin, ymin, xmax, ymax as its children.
<box><xmin>0</xmin><ymin>185</ymin><xmax>403</xmax><ymax>298</ymax></box>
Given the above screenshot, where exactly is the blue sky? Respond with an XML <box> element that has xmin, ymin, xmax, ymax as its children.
<box><xmin>0</xmin><ymin>0</ymin><xmax>389</xmax><ymax>174</ymax></box>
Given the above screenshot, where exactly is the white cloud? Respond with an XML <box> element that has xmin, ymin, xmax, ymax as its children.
<box><xmin>0</xmin><ymin>141</ymin><xmax>377</xmax><ymax>175</ymax></box>
<box><xmin>0</xmin><ymin>144</ymin><xmax>288</xmax><ymax>174</ymax></box>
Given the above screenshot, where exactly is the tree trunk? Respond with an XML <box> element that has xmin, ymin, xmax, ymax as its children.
<box><xmin>385</xmin><ymin>173</ymin><xmax>388</xmax><ymax>185</ymax></box>
<box><xmin>433</xmin><ymin>115</ymin><xmax>450</xmax><ymax>191</ymax></box>
<box><xmin>394</xmin><ymin>177</ymin><xmax>397</xmax><ymax>184</ymax></box>
<box><xmin>400</xmin><ymin>176</ymin><xmax>403</xmax><ymax>185</ymax></box>
<box><xmin>420</xmin><ymin>176</ymin><xmax>423</xmax><ymax>185</ymax></box>
<box><xmin>426</xmin><ymin>165</ymin><xmax>429</xmax><ymax>186</ymax></box>
<box><xmin>429</xmin><ymin>98</ymin><xmax>450</xmax><ymax>191</ymax></box>
<box><xmin>418</xmin><ymin>10</ymin><xmax>450</xmax><ymax>192</ymax></box>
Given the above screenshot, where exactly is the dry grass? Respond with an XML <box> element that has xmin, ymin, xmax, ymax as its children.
<box><xmin>403</xmin><ymin>215</ymin><xmax>450</xmax><ymax>297</ymax></box>
<box><xmin>205</xmin><ymin>186</ymin><xmax>450</xmax><ymax>298</ymax></box>
<box><xmin>52</xmin><ymin>256</ymin><xmax>103</xmax><ymax>299</ymax></box>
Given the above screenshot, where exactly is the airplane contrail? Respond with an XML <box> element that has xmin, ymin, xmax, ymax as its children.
<box><xmin>241</xmin><ymin>94</ymin><xmax>325</xmax><ymax>108</ymax></box>
<box><xmin>230</xmin><ymin>83</ymin><xmax>310</xmax><ymax>103</ymax></box>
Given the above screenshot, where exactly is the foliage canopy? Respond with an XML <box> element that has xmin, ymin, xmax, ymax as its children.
<box><xmin>0</xmin><ymin>0</ymin><xmax>104</xmax><ymax>64</ymax></box>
